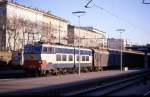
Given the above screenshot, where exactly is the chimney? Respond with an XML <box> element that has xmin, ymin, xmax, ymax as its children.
<box><xmin>11</xmin><ymin>0</ymin><xmax>14</xmax><ymax>2</ymax></box>
<box><xmin>10</xmin><ymin>0</ymin><xmax>15</xmax><ymax>3</ymax></box>
<box><xmin>6</xmin><ymin>0</ymin><xmax>15</xmax><ymax>3</ymax></box>
<box><xmin>0</xmin><ymin>0</ymin><xmax>8</xmax><ymax>3</ymax></box>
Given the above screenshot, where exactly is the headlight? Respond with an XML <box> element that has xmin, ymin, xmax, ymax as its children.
<box><xmin>38</xmin><ymin>60</ymin><xmax>42</xmax><ymax>64</ymax></box>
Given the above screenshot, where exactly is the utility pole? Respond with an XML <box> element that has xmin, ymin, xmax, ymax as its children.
<box><xmin>116</xmin><ymin>29</ymin><xmax>125</xmax><ymax>71</ymax></box>
<box><xmin>143</xmin><ymin>0</ymin><xmax>150</xmax><ymax>4</ymax></box>
<box><xmin>72</xmin><ymin>11</ymin><xmax>86</xmax><ymax>76</ymax></box>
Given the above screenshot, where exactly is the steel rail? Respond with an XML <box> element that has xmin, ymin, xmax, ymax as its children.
<box><xmin>62</xmin><ymin>71</ymin><xmax>150</xmax><ymax>96</ymax></box>
<box><xmin>143</xmin><ymin>90</ymin><xmax>150</xmax><ymax>96</ymax></box>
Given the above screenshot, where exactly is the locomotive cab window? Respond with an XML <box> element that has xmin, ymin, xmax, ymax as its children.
<box><xmin>43</xmin><ymin>47</ymin><xmax>48</xmax><ymax>53</ymax></box>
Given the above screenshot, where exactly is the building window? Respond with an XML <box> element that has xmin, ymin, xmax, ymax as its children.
<box><xmin>69</xmin><ymin>55</ymin><xmax>73</xmax><ymax>61</ymax></box>
<box><xmin>62</xmin><ymin>55</ymin><xmax>67</xmax><ymax>61</ymax></box>
<box><xmin>56</xmin><ymin>54</ymin><xmax>61</xmax><ymax>61</ymax></box>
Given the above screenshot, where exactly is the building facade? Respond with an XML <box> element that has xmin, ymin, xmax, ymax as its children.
<box><xmin>107</xmin><ymin>38</ymin><xmax>124</xmax><ymax>50</ymax></box>
<box><xmin>0</xmin><ymin>1</ymin><xmax>69</xmax><ymax>51</ymax></box>
<box><xmin>68</xmin><ymin>25</ymin><xmax>107</xmax><ymax>48</ymax></box>
<box><xmin>107</xmin><ymin>38</ymin><xmax>133</xmax><ymax>50</ymax></box>
<box><xmin>0</xmin><ymin>0</ymin><xmax>107</xmax><ymax>51</ymax></box>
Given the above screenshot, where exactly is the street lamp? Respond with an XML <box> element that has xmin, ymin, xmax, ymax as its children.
<box><xmin>116</xmin><ymin>29</ymin><xmax>125</xmax><ymax>71</ymax></box>
<box><xmin>72</xmin><ymin>11</ymin><xmax>86</xmax><ymax>76</ymax></box>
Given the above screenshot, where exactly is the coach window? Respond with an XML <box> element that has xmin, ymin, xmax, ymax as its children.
<box><xmin>43</xmin><ymin>47</ymin><xmax>48</xmax><ymax>53</ymax></box>
<box><xmin>77</xmin><ymin>55</ymin><xmax>79</xmax><ymax>61</ymax></box>
<box><xmin>86</xmin><ymin>56</ymin><xmax>89</xmax><ymax>61</ymax></box>
<box><xmin>62</xmin><ymin>55</ymin><xmax>67</xmax><ymax>61</ymax></box>
<box><xmin>69</xmin><ymin>55</ymin><xmax>73</xmax><ymax>61</ymax></box>
<box><xmin>82</xmin><ymin>56</ymin><xmax>85</xmax><ymax>61</ymax></box>
<box><xmin>48</xmin><ymin>47</ymin><xmax>53</xmax><ymax>53</ymax></box>
<box><xmin>56</xmin><ymin>54</ymin><xmax>61</xmax><ymax>61</ymax></box>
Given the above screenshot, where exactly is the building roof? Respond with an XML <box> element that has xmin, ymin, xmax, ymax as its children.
<box><xmin>80</xmin><ymin>26</ymin><xmax>106</xmax><ymax>34</ymax></box>
<box><xmin>0</xmin><ymin>0</ymin><xmax>69</xmax><ymax>23</ymax></box>
<box><xmin>69</xmin><ymin>25</ymin><xmax>106</xmax><ymax>35</ymax></box>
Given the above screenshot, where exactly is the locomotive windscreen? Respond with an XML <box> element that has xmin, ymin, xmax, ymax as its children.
<box><xmin>24</xmin><ymin>44</ymin><xmax>42</xmax><ymax>54</ymax></box>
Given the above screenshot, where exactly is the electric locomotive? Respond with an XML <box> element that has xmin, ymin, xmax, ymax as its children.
<box><xmin>23</xmin><ymin>43</ymin><xmax>93</xmax><ymax>75</ymax></box>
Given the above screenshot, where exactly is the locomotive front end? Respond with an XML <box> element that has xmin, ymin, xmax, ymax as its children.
<box><xmin>23</xmin><ymin>44</ymin><xmax>48</xmax><ymax>74</ymax></box>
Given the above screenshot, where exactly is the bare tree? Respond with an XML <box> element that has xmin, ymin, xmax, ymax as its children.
<box><xmin>7</xmin><ymin>16</ymin><xmax>30</xmax><ymax>50</ymax></box>
<box><xmin>7</xmin><ymin>17</ymin><xmax>16</xmax><ymax>51</ymax></box>
<box><xmin>40</xmin><ymin>22</ymin><xmax>56</xmax><ymax>43</ymax></box>
<box><xmin>6</xmin><ymin>15</ymin><xmax>61</xmax><ymax>51</ymax></box>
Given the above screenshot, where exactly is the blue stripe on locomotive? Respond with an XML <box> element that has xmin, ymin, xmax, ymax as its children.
<box><xmin>24</xmin><ymin>44</ymin><xmax>92</xmax><ymax>55</ymax></box>
<box><xmin>55</xmin><ymin>48</ymin><xmax>92</xmax><ymax>55</ymax></box>
<box><xmin>24</xmin><ymin>44</ymin><xmax>42</xmax><ymax>53</ymax></box>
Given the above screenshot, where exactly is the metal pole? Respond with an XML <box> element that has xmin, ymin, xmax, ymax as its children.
<box><xmin>116</xmin><ymin>29</ymin><xmax>125</xmax><ymax>71</ymax></box>
<box><xmin>120</xmin><ymin>31</ymin><xmax>123</xmax><ymax>71</ymax></box>
<box><xmin>59</xmin><ymin>21</ymin><xmax>60</xmax><ymax>44</ymax></box>
<box><xmin>144</xmin><ymin>51</ymin><xmax>148</xmax><ymax>68</ymax></box>
<box><xmin>72</xmin><ymin>11</ymin><xmax>86</xmax><ymax>76</ymax></box>
<box><xmin>21</xmin><ymin>31</ymin><xmax>25</xmax><ymax>66</ymax></box>
<box><xmin>78</xmin><ymin>15</ymin><xmax>81</xmax><ymax>76</ymax></box>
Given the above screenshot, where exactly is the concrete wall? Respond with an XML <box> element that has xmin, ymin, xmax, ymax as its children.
<box><xmin>107</xmin><ymin>38</ymin><xmax>124</xmax><ymax>50</ymax></box>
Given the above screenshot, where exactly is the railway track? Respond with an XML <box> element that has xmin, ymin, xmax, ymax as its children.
<box><xmin>1</xmin><ymin>69</ymin><xmax>150</xmax><ymax>96</ymax></box>
<box><xmin>144</xmin><ymin>90</ymin><xmax>150</xmax><ymax>96</ymax></box>
<box><xmin>58</xmin><ymin>69</ymin><xmax>150</xmax><ymax>96</ymax></box>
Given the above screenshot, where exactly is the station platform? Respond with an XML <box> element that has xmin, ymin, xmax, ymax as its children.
<box><xmin>0</xmin><ymin>69</ymin><xmax>143</xmax><ymax>95</ymax></box>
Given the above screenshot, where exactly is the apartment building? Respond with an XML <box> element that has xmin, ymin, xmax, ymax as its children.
<box><xmin>0</xmin><ymin>1</ymin><xmax>69</xmax><ymax>51</ymax></box>
<box><xmin>68</xmin><ymin>25</ymin><xmax>107</xmax><ymax>48</ymax></box>
<box><xmin>0</xmin><ymin>0</ymin><xmax>107</xmax><ymax>51</ymax></box>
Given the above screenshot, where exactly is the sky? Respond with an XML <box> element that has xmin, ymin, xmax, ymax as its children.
<box><xmin>15</xmin><ymin>0</ymin><xmax>150</xmax><ymax>45</ymax></box>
